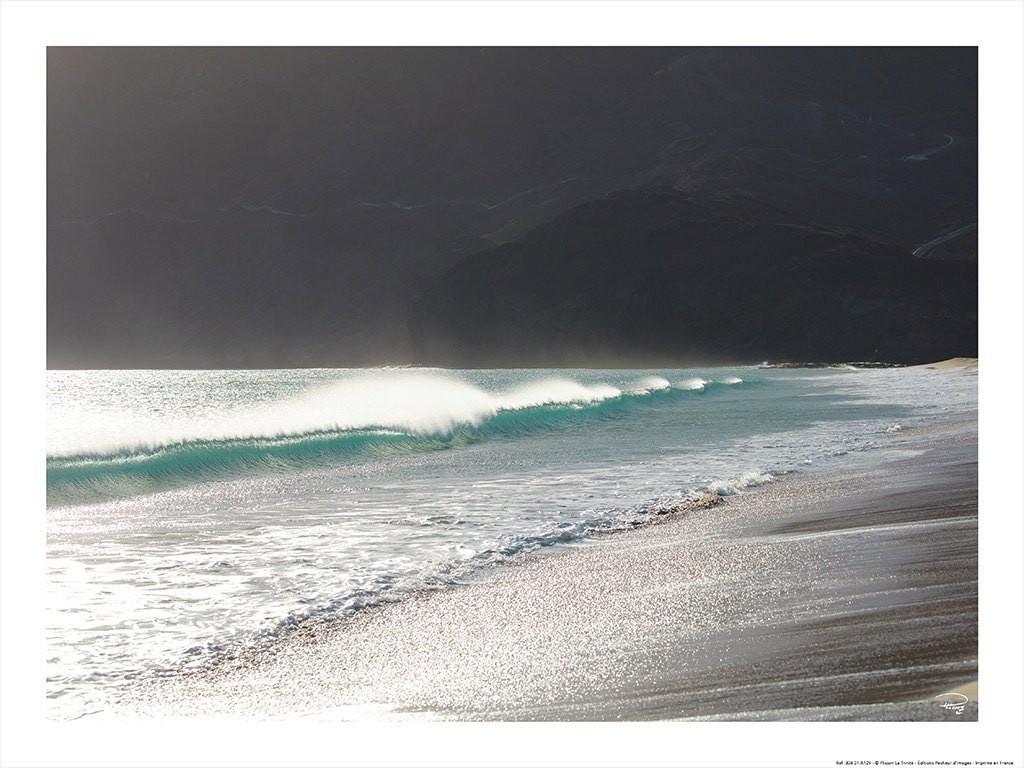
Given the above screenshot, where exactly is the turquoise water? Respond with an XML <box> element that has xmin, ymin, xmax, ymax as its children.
<box><xmin>45</xmin><ymin>366</ymin><xmax>976</xmax><ymax>718</ymax></box>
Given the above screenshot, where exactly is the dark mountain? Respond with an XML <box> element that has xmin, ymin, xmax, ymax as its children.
<box><xmin>47</xmin><ymin>47</ymin><xmax>977</xmax><ymax>368</ymax></box>
<box><xmin>410</xmin><ymin>190</ymin><xmax>977</xmax><ymax>367</ymax></box>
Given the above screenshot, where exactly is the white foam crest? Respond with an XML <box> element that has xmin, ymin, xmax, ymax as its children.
<box><xmin>263</xmin><ymin>373</ymin><xmax>498</xmax><ymax>436</ymax></box>
<box><xmin>720</xmin><ymin>376</ymin><xmax>744</xmax><ymax>385</ymax></box>
<box><xmin>676</xmin><ymin>377</ymin><xmax>707</xmax><ymax>391</ymax></box>
<box><xmin>627</xmin><ymin>376</ymin><xmax>671</xmax><ymax>394</ymax></box>
<box><xmin>497</xmin><ymin>379</ymin><xmax>622</xmax><ymax>411</ymax></box>
<box><xmin>52</xmin><ymin>373</ymin><xmax>500</xmax><ymax>455</ymax></box>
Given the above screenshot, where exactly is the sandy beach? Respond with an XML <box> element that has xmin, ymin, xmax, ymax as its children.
<box><xmin>118</xmin><ymin>375</ymin><xmax>978</xmax><ymax>722</ymax></box>
<box><xmin>914</xmin><ymin>357</ymin><xmax>979</xmax><ymax>370</ymax></box>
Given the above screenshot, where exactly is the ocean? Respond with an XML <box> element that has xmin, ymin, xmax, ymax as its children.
<box><xmin>45</xmin><ymin>365</ymin><xmax>977</xmax><ymax>719</ymax></box>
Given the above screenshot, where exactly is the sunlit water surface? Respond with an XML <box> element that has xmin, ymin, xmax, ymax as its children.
<box><xmin>45</xmin><ymin>366</ymin><xmax>977</xmax><ymax>718</ymax></box>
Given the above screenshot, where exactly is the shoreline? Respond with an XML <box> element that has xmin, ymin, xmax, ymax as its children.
<box><xmin>761</xmin><ymin>356</ymin><xmax>978</xmax><ymax>370</ymax></box>
<box><xmin>913</xmin><ymin>357</ymin><xmax>979</xmax><ymax>370</ymax></box>
<box><xmin>119</xmin><ymin>393</ymin><xmax>978</xmax><ymax>721</ymax></box>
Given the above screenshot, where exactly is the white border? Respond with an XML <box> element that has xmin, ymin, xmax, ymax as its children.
<box><xmin>3</xmin><ymin>2</ymin><xmax>1022</xmax><ymax>767</ymax></box>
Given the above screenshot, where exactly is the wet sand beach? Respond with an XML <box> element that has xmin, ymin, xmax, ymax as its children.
<box><xmin>120</xmin><ymin>400</ymin><xmax>978</xmax><ymax>722</ymax></box>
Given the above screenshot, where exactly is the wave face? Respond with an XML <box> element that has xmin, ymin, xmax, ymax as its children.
<box><xmin>46</xmin><ymin>372</ymin><xmax>748</xmax><ymax>506</ymax></box>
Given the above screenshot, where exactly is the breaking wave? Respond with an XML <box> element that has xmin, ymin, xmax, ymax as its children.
<box><xmin>47</xmin><ymin>373</ymin><xmax>754</xmax><ymax>506</ymax></box>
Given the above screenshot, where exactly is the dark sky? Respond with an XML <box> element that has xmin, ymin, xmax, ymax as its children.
<box><xmin>47</xmin><ymin>47</ymin><xmax>977</xmax><ymax>368</ymax></box>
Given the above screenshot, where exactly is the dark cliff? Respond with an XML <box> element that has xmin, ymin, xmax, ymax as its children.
<box><xmin>410</xmin><ymin>191</ymin><xmax>977</xmax><ymax>366</ymax></box>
